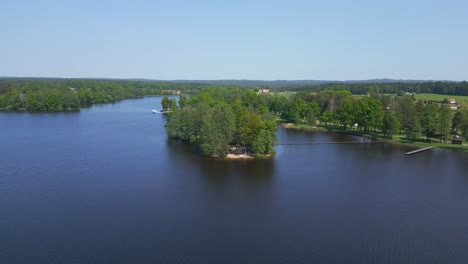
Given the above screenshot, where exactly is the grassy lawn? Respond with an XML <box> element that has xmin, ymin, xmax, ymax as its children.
<box><xmin>414</xmin><ymin>93</ymin><xmax>468</xmax><ymax>104</ymax></box>
<box><xmin>281</xmin><ymin>122</ymin><xmax>328</xmax><ymax>131</ymax></box>
<box><xmin>389</xmin><ymin>135</ymin><xmax>468</xmax><ymax>152</ymax></box>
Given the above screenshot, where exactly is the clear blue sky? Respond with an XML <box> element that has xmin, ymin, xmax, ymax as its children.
<box><xmin>1</xmin><ymin>0</ymin><xmax>467</xmax><ymax>81</ymax></box>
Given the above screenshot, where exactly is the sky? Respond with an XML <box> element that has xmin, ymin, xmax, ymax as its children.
<box><xmin>1</xmin><ymin>0</ymin><xmax>467</xmax><ymax>81</ymax></box>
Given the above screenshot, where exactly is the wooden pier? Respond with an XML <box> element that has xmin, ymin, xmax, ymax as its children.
<box><xmin>276</xmin><ymin>141</ymin><xmax>386</xmax><ymax>145</ymax></box>
<box><xmin>405</xmin><ymin>146</ymin><xmax>434</xmax><ymax>155</ymax></box>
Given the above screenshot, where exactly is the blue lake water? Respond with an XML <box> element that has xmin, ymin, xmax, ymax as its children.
<box><xmin>1</xmin><ymin>96</ymin><xmax>468</xmax><ymax>263</ymax></box>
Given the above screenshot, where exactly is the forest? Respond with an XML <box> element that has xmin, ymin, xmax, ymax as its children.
<box><xmin>263</xmin><ymin>90</ymin><xmax>468</xmax><ymax>143</ymax></box>
<box><xmin>165</xmin><ymin>88</ymin><xmax>277</xmax><ymax>158</ymax></box>
<box><xmin>2</xmin><ymin>78</ymin><xmax>468</xmax><ymax>112</ymax></box>
<box><xmin>0</xmin><ymin>79</ymin><xmax>207</xmax><ymax>111</ymax></box>
<box><xmin>271</xmin><ymin>81</ymin><xmax>468</xmax><ymax>96</ymax></box>
<box><xmin>2</xmin><ymin>78</ymin><xmax>467</xmax><ymax>151</ymax></box>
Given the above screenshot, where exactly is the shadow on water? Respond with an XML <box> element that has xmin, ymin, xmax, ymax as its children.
<box><xmin>165</xmin><ymin>140</ymin><xmax>276</xmax><ymax>187</ymax></box>
<box><xmin>2</xmin><ymin>98</ymin><xmax>468</xmax><ymax>264</ymax></box>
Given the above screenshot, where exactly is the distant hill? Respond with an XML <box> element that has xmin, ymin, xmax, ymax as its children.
<box><xmin>160</xmin><ymin>79</ymin><xmax>459</xmax><ymax>88</ymax></box>
<box><xmin>1</xmin><ymin>77</ymin><xmax>466</xmax><ymax>96</ymax></box>
<box><xmin>0</xmin><ymin>77</ymin><xmax>458</xmax><ymax>88</ymax></box>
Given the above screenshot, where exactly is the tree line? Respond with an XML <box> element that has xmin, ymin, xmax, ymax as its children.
<box><xmin>272</xmin><ymin>82</ymin><xmax>468</xmax><ymax>96</ymax></box>
<box><xmin>165</xmin><ymin>88</ymin><xmax>277</xmax><ymax>157</ymax></box>
<box><xmin>264</xmin><ymin>90</ymin><xmax>468</xmax><ymax>142</ymax></box>
<box><xmin>0</xmin><ymin>79</ymin><xmax>207</xmax><ymax>111</ymax></box>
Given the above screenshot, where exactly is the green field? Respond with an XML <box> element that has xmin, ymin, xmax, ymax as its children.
<box><xmin>414</xmin><ymin>93</ymin><xmax>468</xmax><ymax>104</ymax></box>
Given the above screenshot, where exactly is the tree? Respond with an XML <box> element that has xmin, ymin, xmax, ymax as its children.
<box><xmin>303</xmin><ymin>101</ymin><xmax>320</xmax><ymax>125</ymax></box>
<box><xmin>161</xmin><ymin>96</ymin><xmax>170</xmax><ymax>111</ymax></box>
<box><xmin>382</xmin><ymin>111</ymin><xmax>400</xmax><ymax>138</ymax></box>
<box><xmin>451</xmin><ymin>111</ymin><xmax>464</xmax><ymax>134</ymax></box>
<box><xmin>320</xmin><ymin>111</ymin><xmax>334</xmax><ymax>126</ymax></box>
<box><xmin>200</xmin><ymin>104</ymin><xmax>236</xmax><ymax>157</ymax></box>
<box><xmin>335</xmin><ymin>98</ymin><xmax>353</xmax><ymax>129</ymax></box>
<box><xmin>415</xmin><ymin>99</ymin><xmax>425</xmax><ymax>119</ymax></box>
<box><xmin>252</xmin><ymin>127</ymin><xmax>275</xmax><ymax>155</ymax></box>
<box><xmin>405</xmin><ymin>105</ymin><xmax>421</xmax><ymax>142</ymax></box>
<box><xmin>45</xmin><ymin>93</ymin><xmax>61</xmax><ymax>111</ymax></box>
<box><xmin>179</xmin><ymin>95</ymin><xmax>188</xmax><ymax>109</ymax></box>
<box><xmin>353</xmin><ymin>97</ymin><xmax>383</xmax><ymax>133</ymax></box>
<box><xmin>305</xmin><ymin>110</ymin><xmax>316</xmax><ymax>125</ymax></box>
<box><xmin>61</xmin><ymin>92</ymin><xmax>80</xmax><ymax>110</ymax></box>
<box><xmin>169</xmin><ymin>98</ymin><xmax>177</xmax><ymax>111</ymax></box>
<box><xmin>237</xmin><ymin>113</ymin><xmax>264</xmax><ymax>148</ymax></box>
<box><xmin>438</xmin><ymin>104</ymin><xmax>453</xmax><ymax>143</ymax></box>
<box><xmin>294</xmin><ymin>112</ymin><xmax>302</xmax><ymax>125</ymax></box>
<box><xmin>291</xmin><ymin>98</ymin><xmax>309</xmax><ymax>120</ymax></box>
<box><xmin>461</xmin><ymin>109</ymin><xmax>468</xmax><ymax>139</ymax></box>
<box><xmin>393</xmin><ymin>95</ymin><xmax>415</xmax><ymax>131</ymax></box>
<box><xmin>420</xmin><ymin>103</ymin><xmax>439</xmax><ymax>141</ymax></box>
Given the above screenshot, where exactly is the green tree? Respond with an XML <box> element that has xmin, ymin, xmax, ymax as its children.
<box><xmin>405</xmin><ymin>105</ymin><xmax>421</xmax><ymax>142</ymax></box>
<box><xmin>438</xmin><ymin>104</ymin><xmax>453</xmax><ymax>143</ymax></box>
<box><xmin>161</xmin><ymin>96</ymin><xmax>170</xmax><ymax>111</ymax></box>
<box><xmin>320</xmin><ymin>111</ymin><xmax>334</xmax><ymax>126</ymax></box>
<box><xmin>421</xmin><ymin>103</ymin><xmax>439</xmax><ymax>142</ymax></box>
<box><xmin>461</xmin><ymin>109</ymin><xmax>468</xmax><ymax>139</ymax></box>
<box><xmin>309</xmin><ymin>101</ymin><xmax>320</xmax><ymax>117</ymax></box>
<box><xmin>252</xmin><ymin>126</ymin><xmax>276</xmax><ymax>155</ymax></box>
<box><xmin>305</xmin><ymin>110</ymin><xmax>316</xmax><ymax>125</ymax></box>
<box><xmin>200</xmin><ymin>104</ymin><xmax>236</xmax><ymax>157</ymax></box>
<box><xmin>415</xmin><ymin>99</ymin><xmax>425</xmax><ymax>119</ymax></box>
<box><xmin>393</xmin><ymin>95</ymin><xmax>415</xmax><ymax>131</ymax></box>
<box><xmin>353</xmin><ymin>97</ymin><xmax>383</xmax><ymax>133</ymax></box>
<box><xmin>335</xmin><ymin>98</ymin><xmax>353</xmax><ymax>129</ymax></box>
<box><xmin>169</xmin><ymin>98</ymin><xmax>177</xmax><ymax>110</ymax></box>
<box><xmin>45</xmin><ymin>93</ymin><xmax>61</xmax><ymax>111</ymax></box>
<box><xmin>382</xmin><ymin>111</ymin><xmax>400</xmax><ymax>138</ymax></box>
<box><xmin>451</xmin><ymin>111</ymin><xmax>464</xmax><ymax>134</ymax></box>
<box><xmin>179</xmin><ymin>95</ymin><xmax>188</xmax><ymax>109</ymax></box>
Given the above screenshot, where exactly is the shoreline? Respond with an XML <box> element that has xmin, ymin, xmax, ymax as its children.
<box><xmin>0</xmin><ymin>95</ymin><xmax>172</xmax><ymax>113</ymax></box>
<box><xmin>279</xmin><ymin>122</ymin><xmax>468</xmax><ymax>153</ymax></box>
<box><xmin>225</xmin><ymin>153</ymin><xmax>275</xmax><ymax>160</ymax></box>
<box><xmin>225</xmin><ymin>154</ymin><xmax>255</xmax><ymax>159</ymax></box>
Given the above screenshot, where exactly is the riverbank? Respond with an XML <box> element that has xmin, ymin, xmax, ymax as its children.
<box><xmin>279</xmin><ymin>122</ymin><xmax>468</xmax><ymax>153</ymax></box>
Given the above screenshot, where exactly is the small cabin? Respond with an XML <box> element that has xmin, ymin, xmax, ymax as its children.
<box><xmin>452</xmin><ymin>139</ymin><xmax>463</xmax><ymax>145</ymax></box>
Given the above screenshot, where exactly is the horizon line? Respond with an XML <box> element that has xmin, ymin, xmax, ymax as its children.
<box><xmin>0</xmin><ymin>76</ymin><xmax>465</xmax><ymax>82</ymax></box>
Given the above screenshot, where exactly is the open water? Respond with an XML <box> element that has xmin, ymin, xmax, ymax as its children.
<box><xmin>1</xmin><ymin>97</ymin><xmax>468</xmax><ymax>263</ymax></box>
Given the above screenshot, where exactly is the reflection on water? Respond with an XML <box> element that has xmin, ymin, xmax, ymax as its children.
<box><xmin>1</xmin><ymin>96</ymin><xmax>468</xmax><ymax>264</ymax></box>
<box><xmin>165</xmin><ymin>140</ymin><xmax>276</xmax><ymax>191</ymax></box>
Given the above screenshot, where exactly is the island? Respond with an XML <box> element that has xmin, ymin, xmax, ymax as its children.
<box><xmin>165</xmin><ymin>88</ymin><xmax>277</xmax><ymax>158</ymax></box>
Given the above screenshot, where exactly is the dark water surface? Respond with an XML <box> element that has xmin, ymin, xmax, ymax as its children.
<box><xmin>1</xmin><ymin>97</ymin><xmax>468</xmax><ymax>264</ymax></box>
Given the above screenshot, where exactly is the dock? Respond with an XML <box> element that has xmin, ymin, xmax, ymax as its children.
<box><xmin>405</xmin><ymin>146</ymin><xmax>434</xmax><ymax>155</ymax></box>
<box><xmin>276</xmin><ymin>141</ymin><xmax>385</xmax><ymax>145</ymax></box>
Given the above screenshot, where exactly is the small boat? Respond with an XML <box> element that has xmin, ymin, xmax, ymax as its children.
<box><xmin>152</xmin><ymin>109</ymin><xmax>158</xmax><ymax>114</ymax></box>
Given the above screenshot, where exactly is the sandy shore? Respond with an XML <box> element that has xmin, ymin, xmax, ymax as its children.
<box><xmin>225</xmin><ymin>154</ymin><xmax>255</xmax><ymax>159</ymax></box>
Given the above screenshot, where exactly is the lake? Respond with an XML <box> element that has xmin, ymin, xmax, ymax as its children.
<box><xmin>1</xmin><ymin>96</ymin><xmax>468</xmax><ymax>263</ymax></box>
